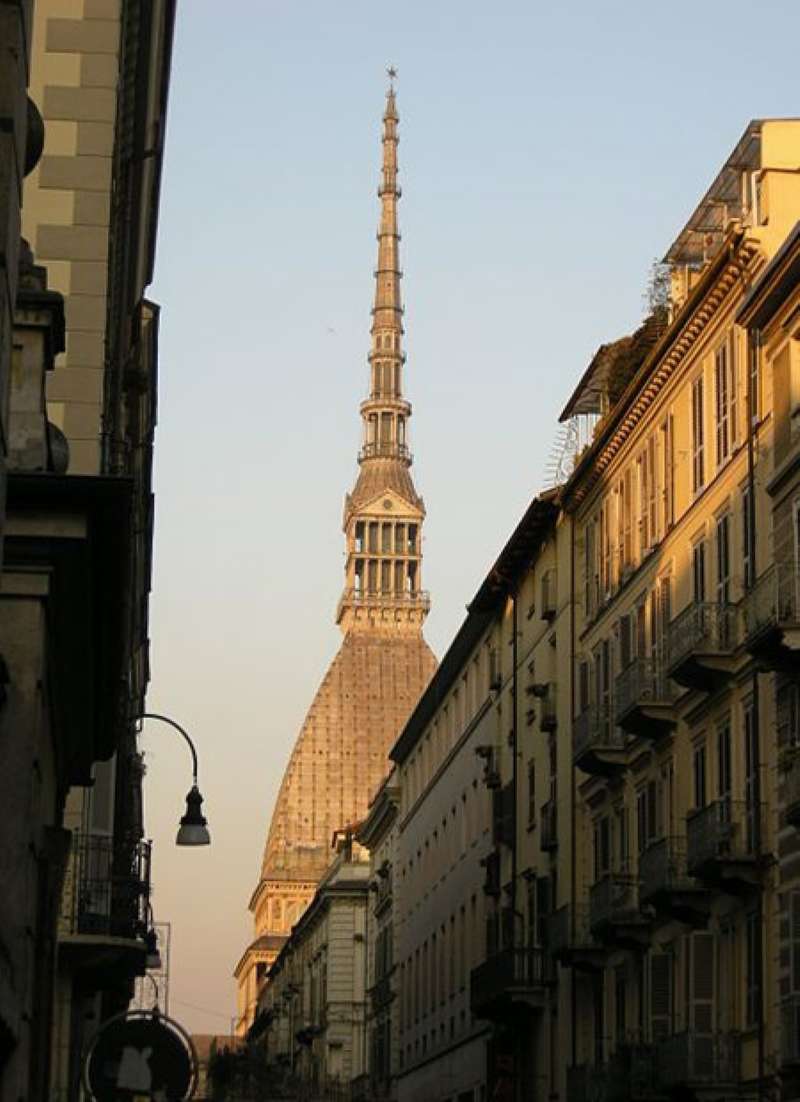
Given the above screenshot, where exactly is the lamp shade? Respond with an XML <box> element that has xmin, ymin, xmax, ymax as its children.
<box><xmin>176</xmin><ymin>784</ymin><xmax>210</xmax><ymax>846</ymax></box>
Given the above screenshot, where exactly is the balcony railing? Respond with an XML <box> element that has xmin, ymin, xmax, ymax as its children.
<box><xmin>589</xmin><ymin>872</ymin><xmax>639</xmax><ymax>932</ymax></box>
<box><xmin>657</xmin><ymin>1031</ymin><xmax>738</xmax><ymax>1088</ymax></box>
<box><xmin>743</xmin><ymin>562</ymin><xmax>800</xmax><ymax>643</ymax></box>
<box><xmin>546</xmin><ymin>904</ymin><xmax>602</xmax><ymax>966</ymax></box>
<box><xmin>782</xmin><ymin>994</ymin><xmax>800</xmax><ymax>1065</ymax></box>
<box><xmin>667</xmin><ymin>602</ymin><xmax>738</xmax><ymax>687</ymax></box>
<box><xmin>639</xmin><ymin>836</ymin><xmax>690</xmax><ymax>902</ymax></box>
<box><xmin>540</xmin><ymin>798</ymin><xmax>558</xmax><ymax>852</ymax></box>
<box><xmin>686</xmin><ymin>799</ymin><xmax>762</xmax><ymax>876</ymax></box>
<box><xmin>614</xmin><ymin>658</ymin><xmax>676</xmax><ymax>727</ymax></box>
<box><xmin>470</xmin><ymin>947</ymin><xmax>547</xmax><ymax>1019</ymax></box>
<box><xmin>60</xmin><ymin>832</ymin><xmax>151</xmax><ymax>940</ymax></box>
<box><xmin>358</xmin><ymin>442</ymin><xmax>412</xmax><ymax>463</ymax></box>
<box><xmin>573</xmin><ymin>704</ymin><xmax>626</xmax><ymax>761</ymax></box>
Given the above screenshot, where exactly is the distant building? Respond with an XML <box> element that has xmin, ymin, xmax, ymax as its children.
<box><xmin>235</xmin><ymin>80</ymin><xmax>436</xmax><ymax>1034</ymax></box>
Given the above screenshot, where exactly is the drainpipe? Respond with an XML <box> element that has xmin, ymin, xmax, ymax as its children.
<box><xmin>746</xmin><ymin>326</ymin><xmax>765</xmax><ymax>1102</ymax></box>
<box><xmin>511</xmin><ymin>589</ymin><xmax>519</xmax><ymax>928</ymax></box>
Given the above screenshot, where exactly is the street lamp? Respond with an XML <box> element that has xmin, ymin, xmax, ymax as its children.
<box><xmin>137</xmin><ymin>712</ymin><xmax>211</xmax><ymax>846</ymax></box>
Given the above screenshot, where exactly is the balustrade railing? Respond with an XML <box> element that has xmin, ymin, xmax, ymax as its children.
<box><xmin>686</xmin><ymin>798</ymin><xmax>762</xmax><ymax>873</ymax></box>
<box><xmin>667</xmin><ymin>602</ymin><xmax>738</xmax><ymax>670</ymax></box>
<box><xmin>743</xmin><ymin>562</ymin><xmax>800</xmax><ymax>639</ymax></box>
<box><xmin>589</xmin><ymin>871</ymin><xmax>639</xmax><ymax>930</ymax></box>
<box><xmin>60</xmin><ymin>832</ymin><xmax>151</xmax><ymax>940</ymax></box>
<box><xmin>615</xmin><ymin>657</ymin><xmax>675</xmax><ymax>721</ymax></box>
<box><xmin>638</xmin><ymin>835</ymin><xmax>689</xmax><ymax>901</ymax></box>
<box><xmin>657</xmin><ymin>1031</ymin><xmax>738</xmax><ymax>1087</ymax></box>
<box><xmin>573</xmin><ymin>703</ymin><xmax>625</xmax><ymax>761</ymax></box>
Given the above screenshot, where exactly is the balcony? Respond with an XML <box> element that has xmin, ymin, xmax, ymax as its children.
<box><xmin>784</xmin><ymin>755</ymin><xmax>800</xmax><ymax>828</ymax></box>
<box><xmin>546</xmin><ymin>904</ymin><xmax>604</xmax><ymax>972</ymax></box>
<box><xmin>666</xmin><ymin>602</ymin><xmax>738</xmax><ymax>692</ymax></box>
<box><xmin>573</xmin><ymin>704</ymin><xmax>628</xmax><ymax>778</ymax></box>
<box><xmin>589</xmin><ymin>872</ymin><xmax>649</xmax><ymax>950</ymax></box>
<box><xmin>614</xmin><ymin>658</ymin><xmax>676</xmax><ymax>740</ymax></box>
<box><xmin>337</xmin><ymin>588</ymin><xmax>430</xmax><ymax>621</ymax></box>
<box><xmin>638</xmin><ymin>836</ymin><xmax>710</xmax><ymax>927</ymax></box>
<box><xmin>358</xmin><ymin>441</ymin><xmax>412</xmax><ymax>464</ymax></box>
<box><xmin>743</xmin><ymin>562</ymin><xmax>800</xmax><ymax>672</ymax></box>
<box><xmin>59</xmin><ymin>833</ymin><xmax>150</xmax><ymax>981</ymax></box>
<box><xmin>782</xmin><ymin>994</ymin><xmax>800</xmax><ymax>1067</ymax></box>
<box><xmin>540</xmin><ymin>798</ymin><xmax>558</xmax><ymax>853</ymax></box>
<box><xmin>470</xmin><ymin>946</ymin><xmax>547</xmax><ymax>1022</ymax></box>
<box><xmin>657</xmin><ymin>1032</ymin><xmax>738</xmax><ymax>1092</ymax></box>
<box><xmin>566</xmin><ymin>1047</ymin><xmax>656</xmax><ymax>1102</ymax></box>
<box><xmin>686</xmin><ymin>799</ymin><xmax>762</xmax><ymax>893</ymax></box>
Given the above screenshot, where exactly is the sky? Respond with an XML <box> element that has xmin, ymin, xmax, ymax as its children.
<box><xmin>138</xmin><ymin>0</ymin><xmax>800</xmax><ymax>1034</ymax></box>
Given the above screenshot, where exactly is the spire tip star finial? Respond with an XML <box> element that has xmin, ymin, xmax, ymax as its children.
<box><xmin>387</xmin><ymin>65</ymin><xmax>398</xmax><ymax>90</ymax></box>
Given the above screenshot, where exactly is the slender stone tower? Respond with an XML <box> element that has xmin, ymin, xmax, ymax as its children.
<box><xmin>235</xmin><ymin>77</ymin><xmax>437</xmax><ymax>1033</ymax></box>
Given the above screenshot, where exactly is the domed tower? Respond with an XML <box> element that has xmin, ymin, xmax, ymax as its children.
<box><xmin>235</xmin><ymin>76</ymin><xmax>436</xmax><ymax>1034</ymax></box>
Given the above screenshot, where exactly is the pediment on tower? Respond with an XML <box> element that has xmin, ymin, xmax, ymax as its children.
<box><xmin>344</xmin><ymin>464</ymin><xmax>424</xmax><ymax>528</ymax></box>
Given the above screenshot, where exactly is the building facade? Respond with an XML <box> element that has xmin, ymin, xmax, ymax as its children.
<box><xmin>349</xmin><ymin>118</ymin><xmax>800</xmax><ymax>1102</ymax></box>
<box><xmin>236</xmin><ymin>81</ymin><xmax>436</xmax><ymax>1034</ymax></box>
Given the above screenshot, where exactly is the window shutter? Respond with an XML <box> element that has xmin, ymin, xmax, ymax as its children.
<box><xmin>691</xmin><ymin>931</ymin><xmax>715</xmax><ymax>1034</ymax></box>
<box><xmin>650</xmin><ymin>951</ymin><xmax>671</xmax><ymax>1039</ymax></box>
<box><xmin>536</xmin><ymin>876</ymin><xmax>551</xmax><ymax>948</ymax></box>
<box><xmin>791</xmin><ymin>892</ymin><xmax>800</xmax><ymax>993</ymax></box>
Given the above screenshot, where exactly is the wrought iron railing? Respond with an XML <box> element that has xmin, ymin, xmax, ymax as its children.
<box><xmin>657</xmin><ymin>1031</ymin><xmax>738</xmax><ymax>1087</ymax></box>
<box><xmin>573</xmin><ymin>703</ymin><xmax>625</xmax><ymax>761</ymax></box>
<box><xmin>686</xmin><ymin>799</ymin><xmax>762</xmax><ymax>873</ymax></box>
<box><xmin>546</xmin><ymin>904</ymin><xmax>595</xmax><ymax>958</ymax></box>
<box><xmin>667</xmin><ymin>602</ymin><xmax>738</xmax><ymax>670</ymax></box>
<box><xmin>60</xmin><ymin>832</ymin><xmax>151</xmax><ymax>940</ymax></box>
<box><xmin>743</xmin><ymin>562</ymin><xmax>800</xmax><ymax>640</ymax></box>
<box><xmin>589</xmin><ymin>872</ymin><xmax>639</xmax><ymax>930</ymax></box>
<box><xmin>470</xmin><ymin>946</ymin><xmax>546</xmax><ymax>1011</ymax></box>
<box><xmin>615</xmin><ymin>657</ymin><xmax>676</xmax><ymax>722</ymax></box>
<box><xmin>358</xmin><ymin>442</ymin><xmax>412</xmax><ymax>462</ymax></box>
<box><xmin>639</xmin><ymin>836</ymin><xmax>690</xmax><ymax>902</ymax></box>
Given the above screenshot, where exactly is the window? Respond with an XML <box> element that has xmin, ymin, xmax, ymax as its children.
<box><xmin>615</xmin><ymin>804</ymin><xmax>629</xmax><ymax>871</ymax></box>
<box><xmin>639</xmin><ymin>435</ymin><xmax>657</xmax><ymax>553</ymax></box>
<box><xmin>636</xmin><ymin>781</ymin><xmax>658</xmax><ymax>854</ymax></box>
<box><xmin>744</xmin><ymin>701</ymin><xmax>759</xmax><ymax>852</ymax></box>
<box><xmin>693</xmin><ymin>540</ymin><xmax>707</xmax><ymax>604</ymax></box>
<box><xmin>615</xmin><ymin>965</ymin><xmax>628</xmax><ymax>1044</ymax></box>
<box><xmin>742</xmin><ymin>486</ymin><xmax>753</xmax><ymax>590</ymax></box>
<box><xmin>693</xmin><ymin>742</ymin><xmax>707</xmax><ymax>809</ymax></box>
<box><xmin>692</xmin><ymin>374</ymin><xmax>705</xmax><ymax>492</ymax></box>
<box><xmin>660</xmin><ymin>414</ymin><xmax>675</xmax><ymax>532</ymax></box>
<box><xmin>594</xmin><ymin>816</ymin><xmax>611</xmax><ymax>880</ymax></box>
<box><xmin>716</xmin><ymin>513</ymin><xmax>731</xmax><ymax>606</ymax></box>
<box><xmin>527</xmin><ymin>760</ymin><xmax>536</xmax><ymax>827</ymax></box>
<box><xmin>716</xmin><ymin>719</ymin><xmax>731</xmax><ymax>819</ymax></box>
<box><xmin>584</xmin><ymin>520</ymin><xmax>595</xmax><ymax>617</ymax></box>
<box><xmin>618</xmin><ymin>470</ymin><xmax>633</xmax><ymax>574</ymax></box>
<box><xmin>749</xmin><ymin>334</ymin><xmax>760</xmax><ymax>425</ymax></box>
<box><xmin>715</xmin><ymin>334</ymin><xmax>737</xmax><ymax>466</ymax></box>
<box><xmin>745</xmin><ymin>911</ymin><xmax>759</xmax><ymax>1027</ymax></box>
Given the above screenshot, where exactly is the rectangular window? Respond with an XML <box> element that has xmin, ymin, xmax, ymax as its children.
<box><xmin>527</xmin><ymin>760</ymin><xmax>536</xmax><ymax>827</ymax></box>
<box><xmin>615</xmin><ymin>804</ymin><xmax>629</xmax><ymax>870</ymax></box>
<box><xmin>693</xmin><ymin>742</ymin><xmax>707</xmax><ymax>810</ymax></box>
<box><xmin>618</xmin><ymin>613</ymin><xmax>632</xmax><ymax>671</ymax></box>
<box><xmin>661</xmin><ymin>414</ymin><xmax>675</xmax><ymax>532</ymax></box>
<box><xmin>744</xmin><ymin>701</ymin><xmax>759</xmax><ymax>852</ymax></box>
<box><xmin>716</xmin><ymin>514</ymin><xmax>731</xmax><ymax>606</ymax></box>
<box><xmin>742</xmin><ymin>486</ymin><xmax>753</xmax><ymax>590</ymax></box>
<box><xmin>749</xmin><ymin>334</ymin><xmax>760</xmax><ymax>425</ymax></box>
<box><xmin>584</xmin><ymin>521</ymin><xmax>595</xmax><ymax>618</ymax></box>
<box><xmin>692</xmin><ymin>374</ymin><xmax>705</xmax><ymax>492</ymax></box>
<box><xmin>692</xmin><ymin>540</ymin><xmax>707</xmax><ymax>605</ymax></box>
<box><xmin>745</xmin><ymin>911</ymin><xmax>759</xmax><ymax>1027</ymax></box>
<box><xmin>594</xmin><ymin>816</ymin><xmax>611</xmax><ymax>880</ymax></box>
<box><xmin>639</xmin><ymin>435</ymin><xmax>658</xmax><ymax>554</ymax></box>
<box><xmin>615</xmin><ymin>965</ymin><xmax>627</xmax><ymax>1044</ymax></box>
<box><xmin>717</xmin><ymin>720</ymin><xmax>732</xmax><ymax>819</ymax></box>
<box><xmin>715</xmin><ymin>336</ymin><xmax>737</xmax><ymax>466</ymax></box>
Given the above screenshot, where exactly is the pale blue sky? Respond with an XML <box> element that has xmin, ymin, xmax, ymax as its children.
<box><xmin>138</xmin><ymin>0</ymin><xmax>800</xmax><ymax>1033</ymax></box>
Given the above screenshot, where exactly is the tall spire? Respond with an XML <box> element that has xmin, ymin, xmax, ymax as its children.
<box><xmin>337</xmin><ymin>74</ymin><xmax>429</xmax><ymax>634</ymax></box>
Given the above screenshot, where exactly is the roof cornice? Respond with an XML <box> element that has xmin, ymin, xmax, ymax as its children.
<box><xmin>561</xmin><ymin>229</ymin><xmax>762</xmax><ymax>512</ymax></box>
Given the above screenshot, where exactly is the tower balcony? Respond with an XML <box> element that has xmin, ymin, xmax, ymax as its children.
<box><xmin>573</xmin><ymin>704</ymin><xmax>628</xmax><ymax>778</ymax></box>
<box><xmin>358</xmin><ymin>441</ymin><xmax>412</xmax><ymax>464</ymax></box>
<box><xmin>666</xmin><ymin>602</ymin><xmax>738</xmax><ymax>691</ymax></box>
<box><xmin>614</xmin><ymin>658</ymin><xmax>677</xmax><ymax>740</ymax></box>
<box><xmin>742</xmin><ymin>562</ymin><xmax>800</xmax><ymax>672</ymax></box>
<box><xmin>336</xmin><ymin>587</ymin><xmax>430</xmax><ymax>622</ymax></box>
<box><xmin>656</xmin><ymin>1031</ymin><xmax>739</xmax><ymax>1093</ymax></box>
<box><xmin>638</xmin><ymin>835</ymin><xmax>710</xmax><ymax>926</ymax></box>
<box><xmin>469</xmin><ymin>946</ymin><xmax>548</xmax><ymax>1023</ymax></box>
<box><xmin>546</xmin><ymin>904</ymin><xmax>604</xmax><ymax>972</ymax></box>
<box><xmin>685</xmin><ymin>799</ymin><xmax>763</xmax><ymax>893</ymax></box>
<box><xmin>589</xmin><ymin>871</ymin><xmax>650</xmax><ymax>950</ymax></box>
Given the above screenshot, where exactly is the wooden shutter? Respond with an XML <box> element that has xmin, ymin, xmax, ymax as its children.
<box><xmin>791</xmin><ymin>891</ymin><xmax>800</xmax><ymax>993</ymax></box>
<box><xmin>690</xmin><ymin>931</ymin><xmax>715</xmax><ymax>1034</ymax></box>
<box><xmin>650</xmin><ymin>951</ymin><xmax>671</xmax><ymax>1039</ymax></box>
